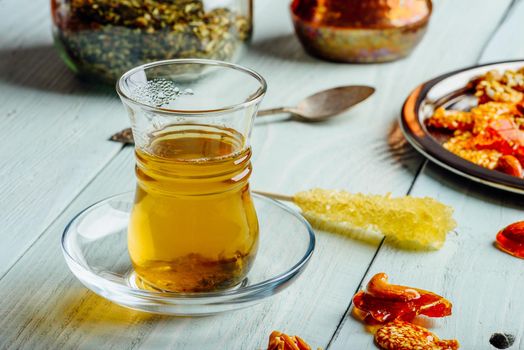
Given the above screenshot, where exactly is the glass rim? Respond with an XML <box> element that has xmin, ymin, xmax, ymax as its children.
<box><xmin>116</xmin><ymin>58</ymin><xmax>267</xmax><ymax>116</ymax></box>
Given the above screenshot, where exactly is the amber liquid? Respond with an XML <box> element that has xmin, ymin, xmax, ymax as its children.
<box><xmin>128</xmin><ymin>124</ymin><xmax>259</xmax><ymax>292</ymax></box>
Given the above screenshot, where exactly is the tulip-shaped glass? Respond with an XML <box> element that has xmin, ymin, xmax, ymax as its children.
<box><xmin>117</xmin><ymin>59</ymin><xmax>266</xmax><ymax>292</ymax></box>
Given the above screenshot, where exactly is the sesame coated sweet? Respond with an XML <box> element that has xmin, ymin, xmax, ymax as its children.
<box><xmin>375</xmin><ymin>320</ymin><xmax>459</xmax><ymax>350</ymax></box>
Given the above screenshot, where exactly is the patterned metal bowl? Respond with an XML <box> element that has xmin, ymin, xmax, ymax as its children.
<box><xmin>290</xmin><ymin>0</ymin><xmax>432</xmax><ymax>63</ymax></box>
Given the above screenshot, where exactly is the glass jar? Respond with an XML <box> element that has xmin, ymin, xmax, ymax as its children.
<box><xmin>51</xmin><ymin>0</ymin><xmax>252</xmax><ymax>83</ymax></box>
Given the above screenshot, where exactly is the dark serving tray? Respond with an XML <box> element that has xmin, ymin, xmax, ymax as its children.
<box><xmin>400</xmin><ymin>59</ymin><xmax>524</xmax><ymax>195</ymax></box>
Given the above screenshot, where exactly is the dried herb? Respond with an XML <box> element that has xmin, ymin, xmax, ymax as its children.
<box><xmin>109</xmin><ymin>127</ymin><xmax>134</xmax><ymax>145</ymax></box>
<box><xmin>52</xmin><ymin>0</ymin><xmax>251</xmax><ymax>83</ymax></box>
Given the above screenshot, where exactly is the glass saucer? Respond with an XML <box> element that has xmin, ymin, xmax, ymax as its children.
<box><xmin>61</xmin><ymin>192</ymin><xmax>315</xmax><ymax>316</ymax></box>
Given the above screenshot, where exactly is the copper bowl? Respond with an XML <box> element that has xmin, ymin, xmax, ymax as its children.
<box><xmin>290</xmin><ymin>0</ymin><xmax>432</xmax><ymax>63</ymax></box>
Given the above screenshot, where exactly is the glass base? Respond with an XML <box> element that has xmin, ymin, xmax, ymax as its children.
<box><xmin>127</xmin><ymin>270</ymin><xmax>250</xmax><ymax>293</ymax></box>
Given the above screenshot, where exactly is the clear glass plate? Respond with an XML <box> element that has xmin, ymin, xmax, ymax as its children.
<box><xmin>61</xmin><ymin>192</ymin><xmax>315</xmax><ymax>316</ymax></box>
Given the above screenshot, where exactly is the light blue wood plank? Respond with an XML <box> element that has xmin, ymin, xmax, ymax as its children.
<box><xmin>330</xmin><ymin>1</ymin><xmax>524</xmax><ymax>349</ymax></box>
<box><xmin>0</xmin><ymin>0</ymin><xmax>515</xmax><ymax>349</ymax></box>
<box><xmin>0</xmin><ymin>149</ymin><xmax>380</xmax><ymax>349</ymax></box>
<box><xmin>480</xmin><ymin>0</ymin><xmax>524</xmax><ymax>63</ymax></box>
<box><xmin>330</xmin><ymin>164</ymin><xmax>524</xmax><ymax>349</ymax></box>
<box><xmin>0</xmin><ymin>0</ymin><xmax>129</xmax><ymax>277</ymax></box>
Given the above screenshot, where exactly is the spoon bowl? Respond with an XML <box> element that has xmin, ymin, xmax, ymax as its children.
<box><xmin>291</xmin><ymin>85</ymin><xmax>375</xmax><ymax>121</ymax></box>
<box><xmin>256</xmin><ymin>85</ymin><xmax>374</xmax><ymax>122</ymax></box>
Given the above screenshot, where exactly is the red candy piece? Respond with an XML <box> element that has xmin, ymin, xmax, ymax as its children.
<box><xmin>472</xmin><ymin>131</ymin><xmax>513</xmax><ymax>155</ymax></box>
<box><xmin>495</xmin><ymin>155</ymin><xmax>524</xmax><ymax>177</ymax></box>
<box><xmin>496</xmin><ymin>221</ymin><xmax>524</xmax><ymax>259</ymax></box>
<box><xmin>485</xmin><ymin>119</ymin><xmax>524</xmax><ymax>153</ymax></box>
<box><xmin>352</xmin><ymin>273</ymin><xmax>452</xmax><ymax>324</ymax></box>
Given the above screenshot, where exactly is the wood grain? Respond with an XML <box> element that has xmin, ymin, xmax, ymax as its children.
<box><xmin>0</xmin><ymin>0</ymin><xmax>518</xmax><ymax>349</ymax></box>
<box><xmin>330</xmin><ymin>164</ymin><xmax>524</xmax><ymax>349</ymax></box>
<box><xmin>330</xmin><ymin>1</ymin><xmax>524</xmax><ymax>349</ymax></box>
<box><xmin>479</xmin><ymin>0</ymin><xmax>524</xmax><ymax>63</ymax></box>
<box><xmin>0</xmin><ymin>149</ymin><xmax>380</xmax><ymax>350</ymax></box>
<box><xmin>0</xmin><ymin>0</ymin><xmax>129</xmax><ymax>277</ymax></box>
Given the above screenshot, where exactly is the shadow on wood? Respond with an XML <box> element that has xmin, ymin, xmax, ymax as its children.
<box><xmin>423</xmin><ymin>162</ymin><xmax>524</xmax><ymax>209</ymax></box>
<box><xmin>371</xmin><ymin>119</ymin><xmax>424</xmax><ymax>177</ymax></box>
<box><xmin>249</xmin><ymin>34</ymin><xmax>318</xmax><ymax>64</ymax></box>
<box><xmin>0</xmin><ymin>45</ymin><xmax>112</xmax><ymax>96</ymax></box>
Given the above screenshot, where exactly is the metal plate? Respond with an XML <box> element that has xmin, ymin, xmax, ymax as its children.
<box><xmin>400</xmin><ymin>60</ymin><xmax>524</xmax><ymax>195</ymax></box>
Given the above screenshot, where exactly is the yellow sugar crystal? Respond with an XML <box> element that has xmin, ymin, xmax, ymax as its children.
<box><xmin>294</xmin><ymin>189</ymin><xmax>456</xmax><ymax>250</ymax></box>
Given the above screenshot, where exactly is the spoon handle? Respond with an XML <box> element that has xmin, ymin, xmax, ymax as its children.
<box><xmin>253</xmin><ymin>190</ymin><xmax>294</xmax><ymax>202</ymax></box>
<box><xmin>256</xmin><ymin>106</ymin><xmax>292</xmax><ymax>117</ymax></box>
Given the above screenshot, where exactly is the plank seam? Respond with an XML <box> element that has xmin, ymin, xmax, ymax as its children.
<box><xmin>325</xmin><ymin>239</ymin><xmax>385</xmax><ymax>349</ymax></box>
<box><xmin>325</xmin><ymin>160</ymin><xmax>426</xmax><ymax>349</ymax></box>
<box><xmin>326</xmin><ymin>1</ymin><xmax>517</xmax><ymax>345</ymax></box>
<box><xmin>0</xmin><ymin>145</ymin><xmax>125</xmax><ymax>283</ymax></box>
<box><xmin>475</xmin><ymin>0</ymin><xmax>520</xmax><ymax>63</ymax></box>
<box><xmin>405</xmin><ymin>160</ymin><xmax>428</xmax><ymax>197</ymax></box>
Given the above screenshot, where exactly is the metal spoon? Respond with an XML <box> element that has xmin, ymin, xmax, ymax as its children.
<box><xmin>258</xmin><ymin>85</ymin><xmax>374</xmax><ymax>122</ymax></box>
<box><xmin>109</xmin><ymin>85</ymin><xmax>374</xmax><ymax>144</ymax></box>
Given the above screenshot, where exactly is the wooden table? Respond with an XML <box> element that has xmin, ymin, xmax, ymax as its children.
<box><xmin>1</xmin><ymin>0</ymin><xmax>524</xmax><ymax>349</ymax></box>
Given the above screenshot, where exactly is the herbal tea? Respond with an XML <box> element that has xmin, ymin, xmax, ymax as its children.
<box><xmin>128</xmin><ymin>124</ymin><xmax>259</xmax><ymax>292</ymax></box>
